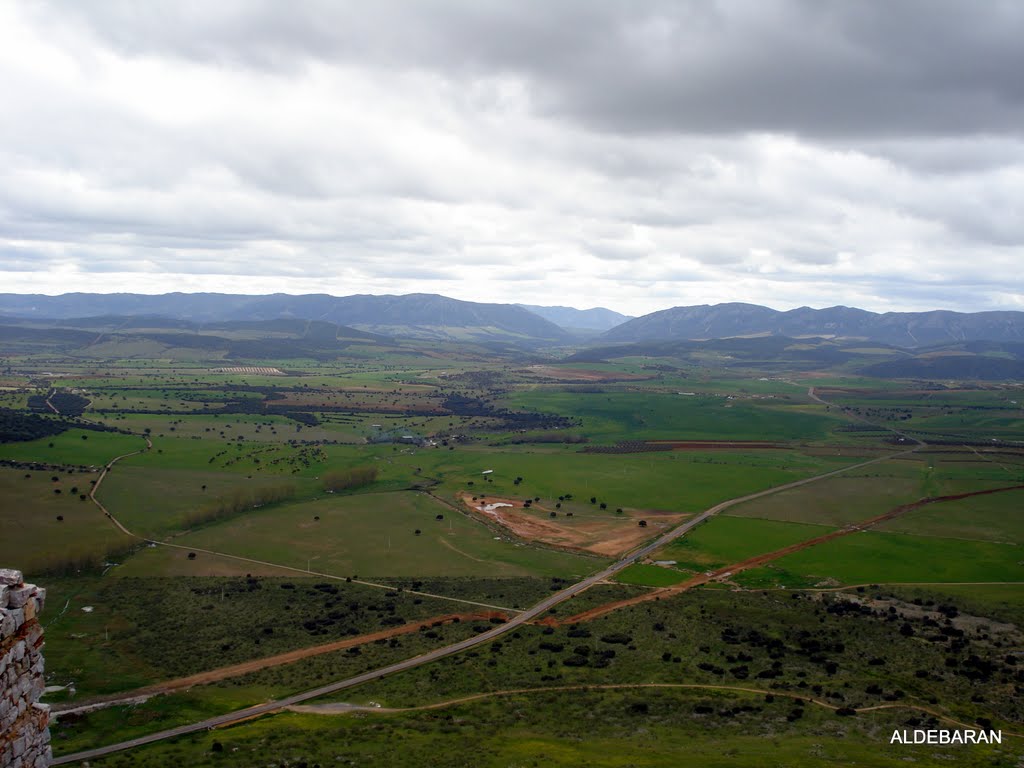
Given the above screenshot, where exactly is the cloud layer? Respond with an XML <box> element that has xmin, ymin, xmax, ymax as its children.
<box><xmin>1</xmin><ymin>1</ymin><xmax>1022</xmax><ymax>314</ymax></box>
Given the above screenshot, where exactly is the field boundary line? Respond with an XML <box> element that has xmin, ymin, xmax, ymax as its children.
<box><xmin>146</xmin><ymin>539</ymin><xmax>523</xmax><ymax>613</ymax></box>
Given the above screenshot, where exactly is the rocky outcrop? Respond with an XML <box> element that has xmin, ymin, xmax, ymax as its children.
<box><xmin>0</xmin><ymin>569</ymin><xmax>50</xmax><ymax>768</ymax></box>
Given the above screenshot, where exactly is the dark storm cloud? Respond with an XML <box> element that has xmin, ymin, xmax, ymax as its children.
<box><xmin>59</xmin><ymin>0</ymin><xmax>1024</xmax><ymax>139</ymax></box>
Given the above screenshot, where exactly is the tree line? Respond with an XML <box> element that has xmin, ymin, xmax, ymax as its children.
<box><xmin>184</xmin><ymin>483</ymin><xmax>297</xmax><ymax>528</ymax></box>
<box><xmin>322</xmin><ymin>465</ymin><xmax>378</xmax><ymax>492</ymax></box>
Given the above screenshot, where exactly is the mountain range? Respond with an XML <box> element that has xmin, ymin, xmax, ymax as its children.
<box><xmin>0</xmin><ymin>293</ymin><xmax>572</xmax><ymax>345</ymax></box>
<box><xmin>1</xmin><ymin>293</ymin><xmax>1023</xmax><ymax>348</ymax></box>
<box><xmin>602</xmin><ymin>303</ymin><xmax>1024</xmax><ymax>347</ymax></box>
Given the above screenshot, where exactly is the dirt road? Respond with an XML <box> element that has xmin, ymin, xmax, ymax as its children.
<box><xmin>53</xmin><ymin>611</ymin><xmax>506</xmax><ymax>717</ymax></box>
<box><xmin>556</xmin><ymin>483</ymin><xmax>1024</xmax><ymax>624</ymax></box>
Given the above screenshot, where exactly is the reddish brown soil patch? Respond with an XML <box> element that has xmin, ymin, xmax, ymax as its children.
<box><xmin>458</xmin><ymin>493</ymin><xmax>686</xmax><ymax>556</ymax></box>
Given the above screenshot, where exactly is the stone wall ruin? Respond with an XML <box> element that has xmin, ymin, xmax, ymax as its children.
<box><xmin>1</xmin><ymin>569</ymin><xmax>51</xmax><ymax>768</ymax></box>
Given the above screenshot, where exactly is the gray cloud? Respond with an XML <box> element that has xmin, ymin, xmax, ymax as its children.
<box><xmin>53</xmin><ymin>1</ymin><xmax>1024</xmax><ymax>139</ymax></box>
<box><xmin>0</xmin><ymin>2</ymin><xmax>1022</xmax><ymax>315</ymax></box>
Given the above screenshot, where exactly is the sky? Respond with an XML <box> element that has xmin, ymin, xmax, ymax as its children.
<box><xmin>1</xmin><ymin>1</ymin><xmax>1023</xmax><ymax>316</ymax></box>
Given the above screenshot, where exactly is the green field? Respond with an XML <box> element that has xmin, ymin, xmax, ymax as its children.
<box><xmin>0</xmin><ymin>429</ymin><xmax>145</xmax><ymax>467</ymax></box>
<box><xmin>726</xmin><ymin>455</ymin><xmax>1022</xmax><ymax>527</ymax></box>
<box><xmin>726</xmin><ymin>470</ymin><xmax>925</xmax><ymax>526</ymax></box>
<box><xmin>874</xmin><ymin>486</ymin><xmax>1024</xmax><ymax>542</ymax></box>
<box><xmin>737</xmin><ymin>530</ymin><xmax>1023</xmax><ymax>588</ymax></box>
<box><xmin>654</xmin><ymin>516</ymin><xmax>832</xmax><ymax>571</ymax></box>
<box><xmin>614</xmin><ymin>563</ymin><xmax>692</xmax><ymax>586</ymax></box>
<box><xmin>407</xmin><ymin>447</ymin><xmax>855</xmax><ymax>515</ymax></box>
<box><xmin>0</xmin><ymin>467</ymin><xmax>133</xmax><ymax>574</ymax></box>
<box><xmin>97</xmin><ymin>465</ymin><xmax>320</xmax><ymax>537</ymax></box>
<box><xmin>505</xmin><ymin>389</ymin><xmax>844</xmax><ymax>442</ymax></box>
<box><xmin>152</xmin><ymin>490</ymin><xmax>601</xmax><ymax>578</ymax></box>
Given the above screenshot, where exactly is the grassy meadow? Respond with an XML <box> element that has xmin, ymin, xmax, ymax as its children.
<box><xmin>0</xmin><ymin>345</ymin><xmax>1020</xmax><ymax>766</ymax></box>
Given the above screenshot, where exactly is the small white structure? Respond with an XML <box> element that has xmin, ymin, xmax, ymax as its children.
<box><xmin>481</xmin><ymin>469</ymin><xmax>494</xmax><ymax>475</ymax></box>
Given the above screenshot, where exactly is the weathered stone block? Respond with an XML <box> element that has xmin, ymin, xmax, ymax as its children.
<box><xmin>6</xmin><ymin>587</ymin><xmax>34</xmax><ymax>609</ymax></box>
<box><xmin>0</xmin><ymin>568</ymin><xmax>23</xmax><ymax>586</ymax></box>
<box><xmin>7</xmin><ymin>607</ymin><xmax>25</xmax><ymax>634</ymax></box>
<box><xmin>0</xmin><ymin>608</ymin><xmax>15</xmax><ymax>637</ymax></box>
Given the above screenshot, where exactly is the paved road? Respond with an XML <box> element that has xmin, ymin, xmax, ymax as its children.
<box><xmin>53</xmin><ymin>446</ymin><xmax>912</xmax><ymax>766</ymax></box>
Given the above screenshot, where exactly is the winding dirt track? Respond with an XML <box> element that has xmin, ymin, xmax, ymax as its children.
<box><xmin>88</xmin><ymin>438</ymin><xmax>152</xmax><ymax>538</ymax></box>
<box><xmin>285</xmin><ymin>682</ymin><xmax>1024</xmax><ymax>738</ymax></box>
<box><xmin>555</xmin><ymin>483</ymin><xmax>1024</xmax><ymax>625</ymax></box>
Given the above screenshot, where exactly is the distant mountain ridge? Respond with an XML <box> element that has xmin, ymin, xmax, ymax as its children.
<box><xmin>571</xmin><ymin>335</ymin><xmax>1024</xmax><ymax>381</ymax></box>
<box><xmin>601</xmin><ymin>303</ymin><xmax>1024</xmax><ymax>347</ymax></box>
<box><xmin>0</xmin><ymin>292</ymin><xmax>570</xmax><ymax>345</ymax></box>
<box><xmin>517</xmin><ymin>304</ymin><xmax>632</xmax><ymax>332</ymax></box>
<box><xmin>3</xmin><ymin>293</ymin><xmax>1021</xmax><ymax>347</ymax></box>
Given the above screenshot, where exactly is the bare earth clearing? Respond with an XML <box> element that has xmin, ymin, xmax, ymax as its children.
<box><xmin>458</xmin><ymin>492</ymin><xmax>688</xmax><ymax>556</ymax></box>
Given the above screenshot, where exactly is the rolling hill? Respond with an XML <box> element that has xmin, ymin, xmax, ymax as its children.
<box><xmin>571</xmin><ymin>336</ymin><xmax>1024</xmax><ymax>380</ymax></box>
<box><xmin>517</xmin><ymin>304</ymin><xmax>632</xmax><ymax>332</ymax></box>
<box><xmin>601</xmin><ymin>303</ymin><xmax>1024</xmax><ymax>347</ymax></box>
<box><xmin>0</xmin><ymin>293</ymin><xmax>571</xmax><ymax>345</ymax></box>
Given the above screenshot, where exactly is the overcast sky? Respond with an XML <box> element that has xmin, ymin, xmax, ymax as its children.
<box><xmin>2</xmin><ymin>1</ymin><xmax>1023</xmax><ymax>315</ymax></box>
